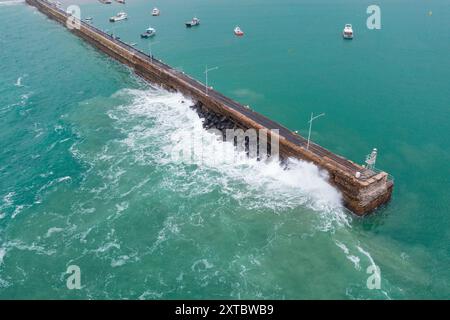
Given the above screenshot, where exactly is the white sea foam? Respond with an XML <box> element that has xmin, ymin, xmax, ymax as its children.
<box><xmin>57</xmin><ymin>176</ymin><xmax>72</xmax><ymax>183</ymax></box>
<box><xmin>2</xmin><ymin>192</ymin><xmax>15</xmax><ymax>207</ymax></box>
<box><xmin>0</xmin><ymin>193</ymin><xmax>15</xmax><ymax>219</ymax></box>
<box><xmin>5</xmin><ymin>240</ymin><xmax>56</xmax><ymax>256</ymax></box>
<box><xmin>11</xmin><ymin>205</ymin><xmax>25</xmax><ymax>219</ymax></box>
<box><xmin>0</xmin><ymin>0</ymin><xmax>25</xmax><ymax>6</ymax></box>
<box><xmin>111</xmin><ymin>255</ymin><xmax>130</xmax><ymax>267</ymax></box>
<box><xmin>20</xmin><ymin>93</ymin><xmax>31</xmax><ymax>101</ymax></box>
<box><xmin>335</xmin><ymin>240</ymin><xmax>362</xmax><ymax>270</ymax></box>
<box><xmin>36</xmin><ymin>176</ymin><xmax>72</xmax><ymax>195</ymax></box>
<box><xmin>0</xmin><ymin>278</ymin><xmax>10</xmax><ymax>288</ymax></box>
<box><xmin>119</xmin><ymin>177</ymin><xmax>151</xmax><ymax>198</ymax></box>
<box><xmin>335</xmin><ymin>240</ymin><xmax>349</xmax><ymax>254</ymax></box>
<box><xmin>45</xmin><ymin>227</ymin><xmax>64</xmax><ymax>238</ymax></box>
<box><xmin>107</xmin><ymin>87</ymin><xmax>348</xmax><ymax>228</ymax></box>
<box><xmin>0</xmin><ymin>248</ymin><xmax>6</xmax><ymax>266</ymax></box>
<box><xmin>139</xmin><ymin>290</ymin><xmax>163</xmax><ymax>300</ymax></box>
<box><xmin>357</xmin><ymin>245</ymin><xmax>378</xmax><ymax>270</ymax></box>
<box><xmin>115</xmin><ymin>201</ymin><xmax>128</xmax><ymax>214</ymax></box>
<box><xmin>94</xmin><ymin>242</ymin><xmax>120</xmax><ymax>254</ymax></box>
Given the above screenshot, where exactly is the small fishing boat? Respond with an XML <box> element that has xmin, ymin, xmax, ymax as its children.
<box><xmin>234</xmin><ymin>26</ymin><xmax>244</xmax><ymax>36</ymax></box>
<box><xmin>152</xmin><ymin>8</ymin><xmax>160</xmax><ymax>16</ymax></box>
<box><xmin>186</xmin><ymin>17</ymin><xmax>200</xmax><ymax>27</ymax></box>
<box><xmin>116</xmin><ymin>0</ymin><xmax>125</xmax><ymax>3</ymax></box>
<box><xmin>110</xmin><ymin>12</ymin><xmax>127</xmax><ymax>22</ymax></box>
<box><xmin>99</xmin><ymin>0</ymin><xmax>112</xmax><ymax>4</ymax></box>
<box><xmin>141</xmin><ymin>27</ymin><xmax>156</xmax><ymax>38</ymax></box>
<box><xmin>342</xmin><ymin>24</ymin><xmax>353</xmax><ymax>39</ymax></box>
<box><xmin>84</xmin><ymin>17</ymin><xmax>93</xmax><ymax>22</ymax></box>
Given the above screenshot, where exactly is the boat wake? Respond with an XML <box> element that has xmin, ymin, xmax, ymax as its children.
<box><xmin>14</xmin><ymin>76</ymin><xmax>24</xmax><ymax>87</ymax></box>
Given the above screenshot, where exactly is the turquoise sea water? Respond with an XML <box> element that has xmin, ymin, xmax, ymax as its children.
<box><xmin>0</xmin><ymin>0</ymin><xmax>449</xmax><ymax>299</ymax></box>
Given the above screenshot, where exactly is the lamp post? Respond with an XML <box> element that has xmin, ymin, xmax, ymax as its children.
<box><xmin>306</xmin><ymin>112</ymin><xmax>325</xmax><ymax>150</ymax></box>
<box><xmin>204</xmin><ymin>65</ymin><xmax>219</xmax><ymax>94</ymax></box>
<box><xmin>148</xmin><ymin>41</ymin><xmax>159</xmax><ymax>63</ymax></box>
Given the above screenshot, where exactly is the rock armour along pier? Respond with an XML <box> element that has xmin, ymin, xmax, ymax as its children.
<box><xmin>26</xmin><ymin>0</ymin><xmax>394</xmax><ymax>215</ymax></box>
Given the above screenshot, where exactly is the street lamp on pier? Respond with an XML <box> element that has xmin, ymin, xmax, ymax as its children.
<box><xmin>204</xmin><ymin>65</ymin><xmax>219</xmax><ymax>95</ymax></box>
<box><xmin>306</xmin><ymin>112</ymin><xmax>325</xmax><ymax>150</ymax></box>
<box><xmin>148</xmin><ymin>41</ymin><xmax>159</xmax><ymax>63</ymax></box>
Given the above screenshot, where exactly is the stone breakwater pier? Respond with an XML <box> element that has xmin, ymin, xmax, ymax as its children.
<box><xmin>26</xmin><ymin>0</ymin><xmax>394</xmax><ymax>215</ymax></box>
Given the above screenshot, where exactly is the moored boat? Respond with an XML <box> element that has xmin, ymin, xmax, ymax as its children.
<box><xmin>234</xmin><ymin>26</ymin><xmax>244</xmax><ymax>36</ymax></box>
<box><xmin>152</xmin><ymin>8</ymin><xmax>160</xmax><ymax>16</ymax></box>
<box><xmin>342</xmin><ymin>24</ymin><xmax>353</xmax><ymax>39</ymax></box>
<box><xmin>141</xmin><ymin>27</ymin><xmax>156</xmax><ymax>38</ymax></box>
<box><xmin>186</xmin><ymin>17</ymin><xmax>200</xmax><ymax>27</ymax></box>
<box><xmin>110</xmin><ymin>12</ymin><xmax>127</xmax><ymax>22</ymax></box>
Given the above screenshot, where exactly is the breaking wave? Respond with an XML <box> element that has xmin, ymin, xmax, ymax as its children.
<box><xmin>107</xmin><ymin>87</ymin><xmax>348</xmax><ymax>228</ymax></box>
<box><xmin>0</xmin><ymin>0</ymin><xmax>25</xmax><ymax>6</ymax></box>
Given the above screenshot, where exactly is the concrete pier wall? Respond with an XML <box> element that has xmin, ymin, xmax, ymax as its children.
<box><xmin>26</xmin><ymin>0</ymin><xmax>394</xmax><ymax>215</ymax></box>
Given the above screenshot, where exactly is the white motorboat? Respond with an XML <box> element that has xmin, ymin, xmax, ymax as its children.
<box><xmin>343</xmin><ymin>24</ymin><xmax>353</xmax><ymax>39</ymax></box>
<box><xmin>234</xmin><ymin>26</ymin><xmax>244</xmax><ymax>36</ymax></box>
<box><xmin>186</xmin><ymin>17</ymin><xmax>200</xmax><ymax>27</ymax></box>
<box><xmin>141</xmin><ymin>27</ymin><xmax>156</xmax><ymax>38</ymax></box>
<box><xmin>110</xmin><ymin>12</ymin><xmax>127</xmax><ymax>22</ymax></box>
<box><xmin>152</xmin><ymin>8</ymin><xmax>160</xmax><ymax>16</ymax></box>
